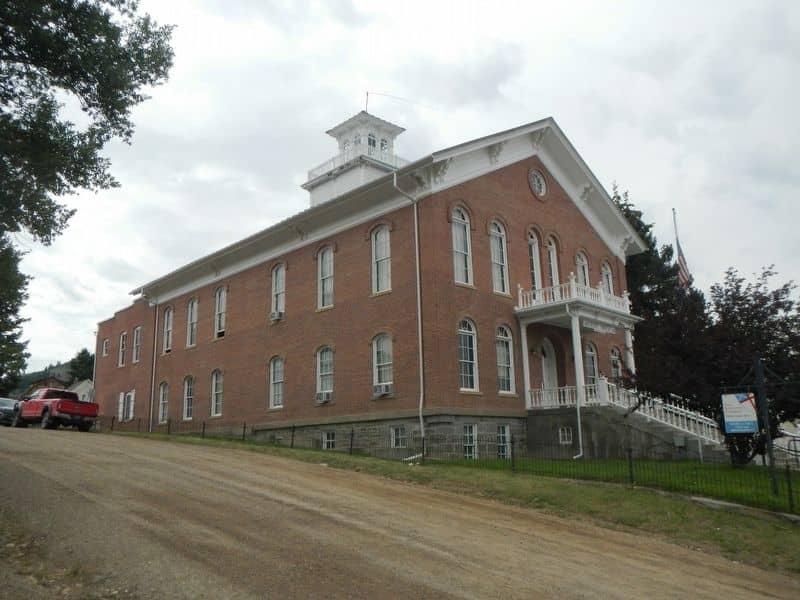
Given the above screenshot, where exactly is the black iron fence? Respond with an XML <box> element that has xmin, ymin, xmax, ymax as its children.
<box><xmin>95</xmin><ymin>416</ymin><xmax>798</xmax><ymax>515</ymax></box>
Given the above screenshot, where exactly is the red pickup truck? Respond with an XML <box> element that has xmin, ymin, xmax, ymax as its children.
<box><xmin>13</xmin><ymin>388</ymin><xmax>98</xmax><ymax>431</ymax></box>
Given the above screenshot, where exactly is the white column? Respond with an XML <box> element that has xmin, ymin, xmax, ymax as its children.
<box><xmin>624</xmin><ymin>327</ymin><xmax>636</xmax><ymax>375</ymax></box>
<box><xmin>520</xmin><ymin>321</ymin><xmax>531</xmax><ymax>409</ymax></box>
<box><xmin>570</xmin><ymin>312</ymin><xmax>585</xmax><ymax>458</ymax></box>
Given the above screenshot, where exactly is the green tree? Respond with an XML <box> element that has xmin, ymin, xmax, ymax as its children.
<box><xmin>612</xmin><ymin>186</ymin><xmax>712</xmax><ymax>403</ymax></box>
<box><xmin>1</xmin><ymin>0</ymin><xmax>174</xmax><ymax>243</ymax></box>
<box><xmin>69</xmin><ymin>347</ymin><xmax>94</xmax><ymax>381</ymax></box>
<box><xmin>707</xmin><ymin>267</ymin><xmax>800</xmax><ymax>464</ymax></box>
<box><xmin>0</xmin><ymin>237</ymin><xmax>30</xmax><ymax>395</ymax></box>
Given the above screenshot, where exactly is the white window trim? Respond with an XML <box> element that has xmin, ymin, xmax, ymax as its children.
<box><xmin>324</xmin><ymin>430</ymin><xmax>336</xmax><ymax>450</ymax></box>
<box><xmin>497</xmin><ymin>424</ymin><xmax>511</xmax><ymax>459</ymax></box>
<box><xmin>132</xmin><ymin>326</ymin><xmax>142</xmax><ymax>363</ymax></box>
<box><xmin>585</xmin><ymin>342</ymin><xmax>599</xmax><ymax>384</ymax></box>
<box><xmin>463</xmin><ymin>423</ymin><xmax>478</xmax><ymax>459</ymax></box>
<box><xmin>119</xmin><ymin>389</ymin><xmax>135</xmax><ymax>421</ymax></box>
<box><xmin>102</xmin><ymin>339</ymin><xmax>109</xmax><ymax>357</ymax></box>
<box><xmin>118</xmin><ymin>331</ymin><xmax>127</xmax><ymax>367</ymax></box>
<box><xmin>390</xmin><ymin>425</ymin><xmax>407</xmax><ymax>449</ymax></box>
<box><xmin>371</xmin><ymin>226</ymin><xmax>392</xmax><ymax>294</ymax></box>
<box><xmin>186</xmin><ymin>298</ymin><xmax>198</xmax><ymax>347</ymax></box>
<box><xmin>489</xmin><ymin>221</ymin><xmax>509</xmax><ymax>294</ymax></box>
<box><xmin>316</xmin><ymin>347</ymin><xmax>334</xmax><ymax>393</ymax></box>
<box><xmin>601</xmin><ymin>262</ymin><xmax>614</xmax><ymax>295</ymax></box>
<box><xmin>495</xmin><ymin>326</ymin><xmax>515</xmax><ymax>394</ymax></box>
<box><xmin>317</xmin><ymin>247</ymin><xmax>334</xmax><ymax>309</ymax></box>
<box><xmin>183</xmin><ymin>376</ymin><xmax>194</xmax><ymax>421</ymax></box>
<box><xmin>611</xmin><ymin>348</ymin><xmax>623</xmax><ymax>379</ymax></box>
<box><xmin>269</xmin><ymin>357</ymin><xmax>284</xmax><ymax>409</ymax></box>
<box><xmin>458</xmin><ymin>320</ymin><xmax>479</xmax><ymax>392</ymax></box>
<box><xmin>163</xmin><ymin>307</ymin><xmax>173</xmax><ymax>353</ymax></box>
<box><xmin>158</xmin><ymin>382</ymin><xmax>169</xmax><ymax>424</ymax></box>
<box><xmin>372</xmin><ymin>334</ymin><xmax>393</xmax><ymax>386</ymax></box>
<box><xmin>451</xmin><ymin>208</ymin><xmax>473</xmax><ymax>285</ymax></box>
<box><xmin>214</xmin><ymin>287</ymin><xmax>227</xmax><ymax>338</ymax></box>
<box><xmin>559</xmin><ymin>426</ymin><xmax>573</xmax><ymax>445</ymax></box>
<box><xmin>211</xmin><ymin>370</ymin><xmax>223</xmax><ymax>416</ymax></box>
<box><xmin>271</xmin><ymin>264</ymin><xmax>286</xmax><ymax>315</ymax></box>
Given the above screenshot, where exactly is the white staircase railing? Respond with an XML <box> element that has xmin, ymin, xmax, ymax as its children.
<box><xmin>529</xmin><ymin>378</ymin><xmax>723</xmax><ymax>444</ymax></box>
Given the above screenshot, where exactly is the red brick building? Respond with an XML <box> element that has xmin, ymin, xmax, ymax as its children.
<box><xmin>95</xmin><ymin>113</ymin><xmax>650</xmax><ymax>453</ymax></box>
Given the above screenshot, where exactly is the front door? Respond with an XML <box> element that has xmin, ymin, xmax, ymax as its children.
<box><xmin>540</xmin><ymin>338</ymin><xmax>558</xmax><ymax>405</ymax></box>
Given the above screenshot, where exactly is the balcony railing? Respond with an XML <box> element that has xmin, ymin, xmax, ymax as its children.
<box><xmin>516</xmin><ymin>274</ymin><xmax>632</xmax><ymax>314</ymax></box>
<box><xmin>529</xmin><ymin>378</ymin><xmax>722</xmax><ymax>444</ymax></box>
<box><xmin>307</xmin><ymin>147</ymin><xmax>410</xmax><ymax>181</ymax></box>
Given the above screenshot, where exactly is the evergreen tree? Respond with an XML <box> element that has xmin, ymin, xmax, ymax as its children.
<box><xmin>69</xmin><ymin>347</ymin><xmax>94</xmax><ymax>381</ymax></box>
<box><xmin>0</xmin><ymin>237</ymin><xmax>29</xmax><ymax>395</ymax></box>
<box><xmin>611</xmin><ymin>186</ymin><xmax>712</xmax><ymax>404</ymax></box>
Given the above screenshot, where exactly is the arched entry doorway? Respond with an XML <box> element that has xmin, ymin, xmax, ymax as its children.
<box><xmin>539</xmin><ymin>337</ymin><xmax>558</xmax><ymax>390</ymax></box>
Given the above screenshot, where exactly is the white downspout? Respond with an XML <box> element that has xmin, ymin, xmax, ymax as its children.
<box><xmin>566</xmin><ymin>305</ymin><xmax>584</xmax><ymax>459</ymax></box>
<box><xmin>392</xmin><ymin>172</ymin><xmax>426</xmax><ymax>439</ymax></box>
<box><xmin>147</xmin><ymin>297</ymin><xmax>159</xmax><ymax>433</ymax></box>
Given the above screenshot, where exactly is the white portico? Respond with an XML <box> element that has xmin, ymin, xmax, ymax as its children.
<box><xmin>516</xmin><ymin>272</ymin><xmax>641</xmax><ymax>411</ymax></box>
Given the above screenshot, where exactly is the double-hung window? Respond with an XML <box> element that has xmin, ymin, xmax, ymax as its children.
<box><xmin>118</xmin><ymin>332</ymin><xmax>127</xmax><ymax>367</ymax></box>
<box><xmin>163</xmin><ymin>307</ymin><xmax>173</xmax><ymax>353</ymax></box>
<box><xmin>546</xmin><ymin>237</ymin><xmax>560</xmax><ymax>287</ymax></box>
<box><xmin>463</xmin><ymin>424</ymin><xmax>477</xmax><ymax>459</ymax></box>
<box><xmin>158</xmin><ymin>382</ymin><xmax>169</xmax><ymax>424</ymax></box>
<box><xmin>372</xmin><ymin>226</ymin><xmax>391</xmax><ymax>293</ymax></box>
<box><xmin>576</xmin><ymin>252</ymin><xmax>589</xmax><ymax>286</ymax></box>
<box><xmin>183</xmin><ymin>376</ymin><xmax>194</xmax><ymax>420</ymax></box>
<box><xmin>390</xmin><ymin>426</ymin><xmax>407</xmax><ymax>449</ymax></box>
<box><xmin>214</xmin><ymin>287</ymin><xmax>227</xmax><ymax>338</ymax></box>
<box><xmin>317</xmin><ymin>347</ymin><xmax>333</xmax><ymax>394</ymax></box>
<box><xmin>270</xmin><ymin>357</ymin><xmax>284</xmax><ymax>409</ymax></box>
<box><xmin>318</xmin><ymin>247</ymin><xmax>333</xmax><ymax>308</ymax></box>
<box><xmin>528</xmin><ymin>231</ymin><xmax>542</xmax><ymax>291</ymax></box>
<box><xmin>497</xmin><ymin>424</ymin><xmax>511</xmax><ymax>459</ymax></box>
<box><xmin>601</xmin><ymin>262</ymin><xmax>614</xmax><ymax>295</ymax></box>
<box><xmin>584</xmin><ymin>343</ymin><xmax>599</xmax><ymax>384</ymax></box>
<box><xmin>458</xmin><ymin>319</ymin><xmax>478</xmax><ymax>391</ymax></box>
<box><xmin>495</xmin><ymin>326</ymin><xmax>514</xmax><ymax>393</ymax></box>
<box><xmin>211</xmin><ymin>369</ymin><xmax>223</xmax><ymax>416</ymax></box>
<box><xmin>489</xmin><ymin>221</ymin><xmax>509</xmax><ymax>294</ymax></box>
<box><xmin>271</xmin><ymin>264</ymin><xmax>286</xmax><ymax>316</ymax></box>
<box><xmin>102</xmin><ymin>339</ymin><xmax>110</xmax><ymax>357</ymax></box>
<box><xmin>611</xmin><ymin>347</ymin><xmax>623</xmax><ymax>379</ymax></box>
<box><xmin>132</xmin><ymin>326</ymin><xmax>142</xmax><ymax>363</ymax></box>
<box><xmin>186</xmin><ymin>298</ymin><xmax>198</xmax><ymax>347</ymax></box>
<box><xmin>451</xmin><ymin>208</ymin><xmax>473</xmax><ymax>285</ymax></box>
<box><xmin>372</xmin><ymin>334</ymin><xmax>393</xmax><ymax>386</ymax></box>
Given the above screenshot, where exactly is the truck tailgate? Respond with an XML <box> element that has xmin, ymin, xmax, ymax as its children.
<box><xmin>57</xmin><ymin>401</ymin><xmax>99</xmax><ymax>417</ymax></box>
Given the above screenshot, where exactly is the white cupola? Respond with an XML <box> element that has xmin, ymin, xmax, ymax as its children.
<box><xmin>303</xmin><ymin>111</ymin><xmax>408</xmax><ymax>207</ymax></box>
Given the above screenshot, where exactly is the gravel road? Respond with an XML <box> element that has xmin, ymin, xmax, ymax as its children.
<box><xmin>1</xmin><ymin>429</ymin><xmax>797</xmax><ymax>599</ymax></box>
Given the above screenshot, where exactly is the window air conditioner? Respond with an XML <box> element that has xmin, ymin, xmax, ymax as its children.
<box><xmin>315</xmin><ymin>391</ymin><xmax>332</xmax><ymax>404</ymax></box>
<box><xmin>270</xmin><ymin>311</ymin><xmax>284</xmax><ymax>322</ymax></box>
<box><xmin>373</xmin><ymin>383</ymin><xmax>393</xmax><ymax>397</ymax></box>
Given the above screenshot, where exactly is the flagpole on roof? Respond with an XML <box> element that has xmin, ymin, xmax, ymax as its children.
<box><xmin>672</xmin><ymin>207</ymin><xmax>680</xmax><ymax>248</ymax></box>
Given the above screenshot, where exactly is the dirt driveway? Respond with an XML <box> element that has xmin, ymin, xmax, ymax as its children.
<box><xmin>1</xmin><ymin>429</ymin><xmax>797</xmax><ymax>599</ymax></box>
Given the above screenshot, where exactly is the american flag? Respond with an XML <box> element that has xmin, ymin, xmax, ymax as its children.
<box><xmin>673</xmin><ymin>209</ymin><xmax>692</xmax><ymax>288</ymax></box>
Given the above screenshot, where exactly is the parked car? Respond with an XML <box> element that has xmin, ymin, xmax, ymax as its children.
<box><xmin>14</xmin><ymin>388</ymin><xmax>98</xmax><ymax>431</ymax></box>
<box><xmin>0</xmin><ymin>397</ymin><xmax>19</xmax><ymax>426</ymax></box>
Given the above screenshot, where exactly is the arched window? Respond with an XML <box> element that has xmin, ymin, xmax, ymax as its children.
<box><xmin>489</xmin><ymin>221</ymin><xmax>509</xmax><ymax>294</ymax></box>
<box><xmin>271</xmin><ymin>263</ymin><xmax>286</xmax><ymax>316</ymax></box>
<box><xmin>318</xmin><ymin>247</ymin><xmax>334</xmax><ymax>308</ymax></box>
<box><xmin>452</xmin><ymin>208</ymin><xmax>473</xmax><ymax>285</ymax></box>
<box><xmin>183</xmin><ymin>376</ymin><xmax>194</xmax><ymax>420</ymax></box>
<box><xmin>269</xmin><ymin>357</ymin><xmax>284</xmax><ymax>409</ymax></box>
<box><xmin>601</xmin><ymin>262</ymin><xmax>614</xmax><ymax>295</ymax></box>
<box><xmin>611</xmin><ymin>348</ymin><xmax>623</xmax><ymax>379</ymax></box>
<box><xmin>211</xmin><ymin>369</ymin><xmax>223</xmax><ymax>416</ymax></box>
<box><xmin>575</xmin><ymin>252</ymin><xmax>589</xmax><ymax>286</ymax></box>
<box><xmin>584</xmin><ymin>342</ymin><xmax>598</xmax><ymax>384</ymax></box>
<box><xmin>214</xmin><ymin>287</ymin><xmax>226</xmax><ymax>338</ymax></box>
<box><xmin>316</xmin><ymin>347</ymin><xmax>334</xmax><ymax>394</ymax></box>
<box><xmin>162</xmin><ymin>307</ymin><xmax>173</xmax><ymax>353</ymax></box>
<box><xmin>528</xmin><ymin>231</ymin><xmax>542</xmax><ymax>290</ymax></box>
<box><xmin>373</xmin><ymin>334</ymin><xmax>393</xmax><ymax>386</ymax></box>
<box><xmin>458</xmin><ymin>319</ymin><xmax>478</xmax><ymax>391</ymax></box>
<box><xmin>158</xmin><ymin>382</ymin><xmax>169</xmax><ymax>424</ymax></box>
<box><xmin>495</xmin><ymin>326</ymin><xmax>515</xmax><ymax>393</ymax></box>
<box><xmin>372</xmin><ymin>226</ymin><xmax>391</xmax><ymax>293</ymax></box>
<box><xmin>186</xmin><ymin>298</ymin><xmax>198</xmax><ymax>347</ymax></box>
<box><xmin>546</xmin><ymin>237</ymin><xmax>560</xmax><ymax>287</ymax></box>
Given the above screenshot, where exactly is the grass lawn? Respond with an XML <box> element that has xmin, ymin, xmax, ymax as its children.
<box><xmin>113</xmin><ymin>432</ymin><xmax>800</xmax><ymax>575</ymax></box>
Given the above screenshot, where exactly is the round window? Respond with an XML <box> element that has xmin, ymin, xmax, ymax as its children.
<box><xmin>528</xmin><ymin>169</ymin><xmax>547</xmax><ymax>198</ymax></box>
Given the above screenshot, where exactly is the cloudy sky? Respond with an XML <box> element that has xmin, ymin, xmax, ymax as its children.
<box><xmin>18</xmin><ymin>0</ymin><xmax>800</xmax><ymax>371</ymax></box>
